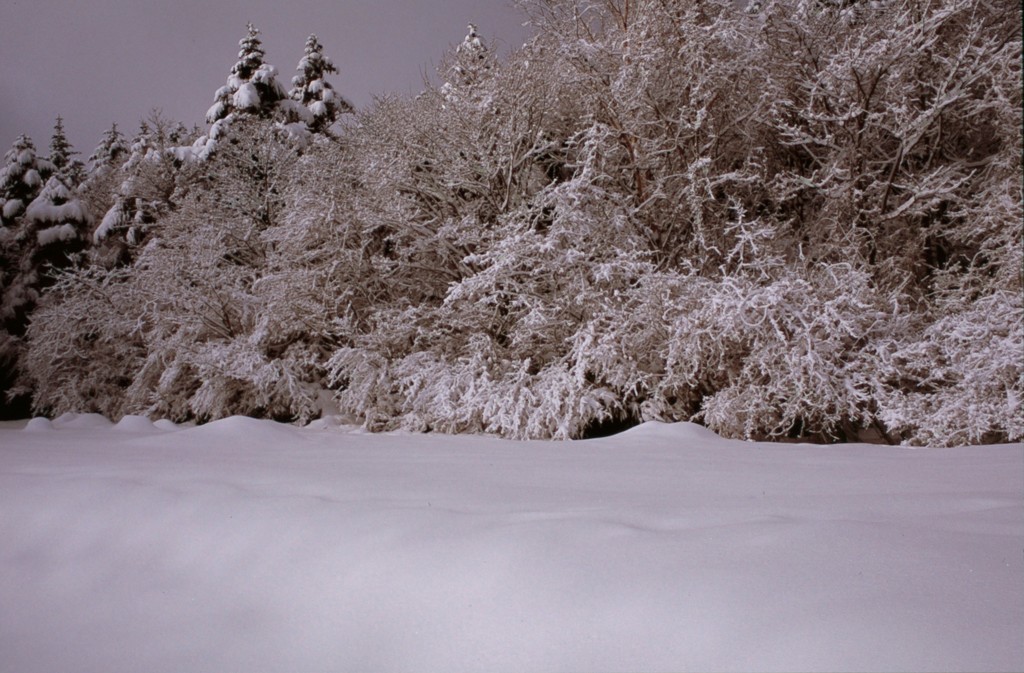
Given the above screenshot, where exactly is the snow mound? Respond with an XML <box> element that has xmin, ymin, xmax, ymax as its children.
<box><xmin>50</xmin><ymin>413</ymin><xmax>113</xmax><ymax>430</ymax></box>
<box><xmin>22</xmin><ymin>417</ymin><xmax>53</xmax><ymax>432</ymax></box>
<box><xmin>607</xmin><ymin>421</ymin><xmax>727</xmax><ymax>446</ymax></box>
<box><xmin>113</xmin><ymin>415</ymin><xmax>157</xmax><ymax>432</ymax></box>
<box><xmin>176</xmin><ymin>415</ymin><xmax>304</xmax><ymax>446</ymax></box>
<box><xmin>152</xmin><ymin>419</ymin><xmax>180</xmax><ymax>431</ymax></box>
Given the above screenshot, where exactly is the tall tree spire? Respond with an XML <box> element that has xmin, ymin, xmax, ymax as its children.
<box><xmin>288</xmin><ymin>34</ymin><xmax>353</xmax><ymax>133</ymax></box>
<box><xmin>443</xmin><ymin>22</ymin><xmax>492</xmax><ymax>98</ymax></box>
<box><xmin>206</xmin><ymin>23</ymin><xmax>287</xmax><ymax>124</ymax></box>
<box><xmin>87</xmin><ymin>123</ymin><xmax>128</xmax><ymax>174</ymax></box>
<box><xmin>48</xmin><ymin>116</ymin><xmax>84</xmax><ymax>185</ymax></box>
<box><xmin>0</xmin><ymin>135</ymin><xmax>51</xmax><ymax>226</ymax></box>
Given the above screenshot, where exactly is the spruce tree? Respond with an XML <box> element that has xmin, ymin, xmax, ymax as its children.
<box><xmin>206</xmin><ymin>23</ymin><xmax>287</xmax><ymax>124</ymax></box>
<box><xmin>450</xmin><ymin>23</ymin><xmax>490</xmax><ymax>88</ymax></box>
<box><xmin>23</xmin><ymin>174</ymin><xmax>90</xmax><ymax>253</ymax></box>
<box><xmin>87</xmin><ymin>123</ymin><xmax>129</xmax><ymax>174</ymax></box>
<box><xmin>1</xmin><ymin>161</ymin><xmax>90</xmax><ymax>418</ymax></box>
<box><xmin>78</xmin><ymin>123</ymin><xmax>131</xmax><ymax>266</ymax></box>
<box><xmin>94</xmin><ymin>113</ymin><xmax>195</xmax><ymax>250</ymax></box>
<box><xmin>48</xmin><ymin>116</ymin><xmax>84</xmax><ymax>185</ymax></box>
<box><xmin>0</xmin><ymin>136</ymin><xmax>52</xmax><ymax>226</ymax></box>
<box><xmin>288</xmin><ymin>34</ymin><xmax>353</xmax><ymax>133</ymax></box>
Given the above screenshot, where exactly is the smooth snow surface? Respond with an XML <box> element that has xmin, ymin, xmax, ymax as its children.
<box><xmin>1</xmin><ymin>416</ymin><xmax>1021</xmax><ymax>672</ymax></box>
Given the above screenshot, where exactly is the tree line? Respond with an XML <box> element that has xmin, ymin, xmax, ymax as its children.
<box><xmin>1</xmin><ymin>0</ymin><xmax>1020</xmax><ymax>446</ymax></box>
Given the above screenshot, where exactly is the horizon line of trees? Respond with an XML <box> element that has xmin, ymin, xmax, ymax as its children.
<box><xmin>1</xmin><ymin>0</ymin><xmax>1021</xmax><ymax>447</ymax></box>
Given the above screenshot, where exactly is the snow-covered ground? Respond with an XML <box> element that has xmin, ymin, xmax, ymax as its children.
<box><xmin>1</xmin><ymin>414</ymin><xmax>1021</xmax><ymax>672</ymax></box>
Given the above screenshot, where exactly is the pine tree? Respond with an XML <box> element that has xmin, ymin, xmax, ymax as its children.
<box><xmin>1</xmin><ymin>165</ymin><xmax>90</xmax><ymax>418</ymax></box>
<box><xmin>287</xmin><ymin>34</ymin><xmax>353</xmax><ymax>133</ymax></box>
<box><xmin>87</xmin><ymin>123</ymin><xmax>129</xmax><ymax>174</ymax></box>
<box><xmin>459</xmin><ymin>23</ymin><xmax>487</xmax><ymax>63</ymax></box>
<box><xmin>206</xmin><ymin>23</ymin><xmax>287</xmax><ymax>124</ymax></box>
<box><xmin>0</xmin><ymin>136</ymin><xmax>47</xmax><ymax>412</ymax></box>
<box><xmin>448</xmin><ymin>23</ymin><xmax>490</xmax><ymax>89</ymax></box>
<box><xmin>0</xmin><ymin>135</ymin><xmax>52</xmax><ymax>226</ymax></box>
<box><xmin>77</xmin><ymin>123</ymin><xmax>131</xmax><ymax>267</ymax></box>
<box><xmin>48</xmin><ymin>116</ymin><xmax>84</xmax><ymax>185</ymax></box>
<box><xmin>23</xmin><ymin>174</ymin><xmax>90</xmax><ymax>253</ymax></box>
<box><xmin>93</xmin><ymin>113</ymin><xmax>197</xmax><ymax>251</ymax></box>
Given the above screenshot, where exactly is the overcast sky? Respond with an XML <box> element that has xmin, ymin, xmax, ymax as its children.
<box><xmin>0</xmin><ymin>0</ymin><xmax>532</xmax><ymax>158</ymax></box>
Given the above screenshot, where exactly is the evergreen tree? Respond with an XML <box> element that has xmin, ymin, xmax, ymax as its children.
<box><xmin>0</xmin><ymin>135</ymin><xmax>52</xmax><ymax>226</ymax></box>
<box><xmin>206</xmin><ymin>23</ymin><xmax>287</xmax><ymax>124</ymax></box>
<box><xmin>0</xmin><ymin>136</ymin><xmax>49</xmax><ymax>415</ymax></box>
<box><xmin>93</xmin><ymin>113</ymin><xmax>198</xmax><ymax>252</ymax></box>
<box><xmin>446</xmin><ymin>23</ymin><xmax>490</xmax><ymax>91</ymax></box>
<box><xmin>79</xmin><ymin>123</ymin><xmax>132</xmax><ymax>266</ymax></box>
<box><xmin>457</xmin><ymin>23</ymin><xmax>487</xmax><ymax>68</ymax></box>
<box><xmin>87</xmin><ymin>123</ymin><xmax>129</xmax><ymax>174</ymax></box>
<box><xmin>287</xmin><ymin>34</ymin><xmax>353</xmax><ymax>133</ymax></box>
<box><xmin>48</xmin><ymin>116</ymin><xmax>84</xmax><ymax>185</ymax></box>
<box><xmin>21</xmin><ymin>174</ymin><xmax>91</xmax><ymax>262</ymax></box>
<box><xmin>1</xmin><ymin>169</ymin><xmax>90</xmax><ymax>418</ymax></box>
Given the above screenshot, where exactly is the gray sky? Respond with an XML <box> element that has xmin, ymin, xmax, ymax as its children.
<box><xmin>0</xmin><ymin>0</ymin><xmax>531</xmax><ymax>158</ymax></box>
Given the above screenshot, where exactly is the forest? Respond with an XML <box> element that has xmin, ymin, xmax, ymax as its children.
<box><xmin>0</xmin><ymin>0</ymin><xmax>1020</xmax><ymax>446</ymax></box>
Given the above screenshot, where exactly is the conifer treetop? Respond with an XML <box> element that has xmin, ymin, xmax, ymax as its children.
<box><xmin>48</xmin><ymin>116</ymin><xmax>78</xmax><ymax>173</ymax></box>
<box><xmin>232</xmin><ymin>22</ymin><xmax>267</xmax><ymax>82</ymax></box>
<box><xmin>460</xmin><ymin>23</ymin><xmax>485</xmax><ymax>55</ymax></box>
<box><xmin>1</xmin><ymin>135</ymin><xmax>55</xmax><ymax>223</ymax></box>
<box><xmin>87</xmin><ymin>123</ymin><xmax>129</xmax><ymax>172</ymax></box>
<box><xmin>445</xmin><ymin>22</ymin><xmax>490</xmax><ymax>92</ymax></box>
<box><xmin>48</xmin><ymin>116</ymin><xmax>85</xmax><ymax>185</ymax></box>
<box><xmin>287</xmin><ymin>33</ymin><xmax>352</xmax><ymax>132</ymax></box>
<box><xmin>206</xmin><ymin>23</ymin><xmax>287</xmax><ymax>125</ymax></box>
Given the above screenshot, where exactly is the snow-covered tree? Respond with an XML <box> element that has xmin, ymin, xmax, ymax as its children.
<box><xmin>130</xmin><ymin>121</ymin><xmax>318</xmax><ymax>422</ymax></box>
<box><xmin>93</xmin><ymin>113</ymin><xmax>200</xmax><ymax>257</ymax></box>
<box><xmin>286</xmin><ymin>34</ymin><xmax>353</xmax><ymax>133</ymax></box>
<box><xmin>743</xmin><ymin>0</ymin><xmax>1023</xmax><ymax>444</ymax></box>
<box><xmin>47</xmin><ymin>116</ymin><xmax>84</xmax><ymax>185</ymax></box>
<box><xmin>6</xmin><ymin>171</ymin><xmax>92</xmax><ymax>314</ymax></box>
<box><xmin>206</xmin><ymin>23</ymin><xmax>287</xmax><ymax>125</ymax></box>
<box><xmin>439</xmin><ymin>22</ymin><xmax>496</xmax><ymax>108</ymax></box>
<box><xmin>1</xmin><ymin>134</ymin><xmax>83</xmax><ymax>339</ymax></box>
<box><xmin>23</xmin><ymin>174</ymin><xmax>90</xmax><ymax>247</ymax></box>
<box><xmin>20</xmin><ymin>265</ymin><xmax>146</xmax><ymax>419</ymax></box>
<box><xmin>86</xmin><ymin>123</ymin><xmax>129</xmax><ymax>174</ymax></box>
<box><xmin>0</xmin><ymin>167</ymin><xmax>91</xmax><ymax>416</ymax></box>
<box><xmin>0</xmin><ymin>135</ymin><xmax>52</xmax><ymax>227</ymax></box>
<box><xmin>450</xmin><ymin>23</ymin><xmax>489</xmax><ymax>87</ymax></box>
<box><xmin>0</xmin><ymin>135</ymin><xmax>54</xmax><ymax>414</ymax></box>
<box><xmin>78</xmin><ymin>123</ymin><xmax>130</xmax><ymax>256</ymax></box>
<box><xmin>31</xmin><ymin>119</ymin><xmax>310</xmax><ymax>422</ymax></box>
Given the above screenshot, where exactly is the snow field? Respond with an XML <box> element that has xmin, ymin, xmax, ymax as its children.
<box><xmin>1</xmin><ymin>415</ymin><xmax>1021</xmax><ymax>672</ymax></box>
